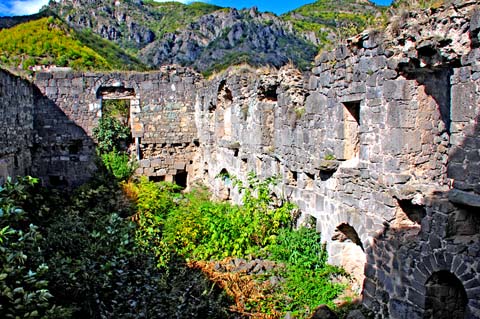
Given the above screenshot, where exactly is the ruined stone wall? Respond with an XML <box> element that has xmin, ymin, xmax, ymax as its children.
<box><xmin>0</xmin><ymin>69</ymin><xmax>35</xmax><ymax>183</ymax></box>
<box><xmin>33</xmin><ymin>66</ymin><xmax>200</xmax><ymax>186</ymax></box>
<box><xmin>0</xmin><ymin>2</ymin><xmax>479</xmax><ymax>317</ymax></box>
<box><xmin>195</xmin><ymin>2</ymin><xmax>480</xmax><ymax>318</ymax></box>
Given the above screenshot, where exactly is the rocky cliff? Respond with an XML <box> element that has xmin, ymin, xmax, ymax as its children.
<box><xmin>45</xmin><ymin>0</ymin><xmax>383</xmax><ymax>73</ymax></box>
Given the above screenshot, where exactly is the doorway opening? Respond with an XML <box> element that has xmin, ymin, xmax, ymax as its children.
<box><xmin>424</xmin><ymin>271</ymin><xmax>467</xmax><ymax>319</ymax></box>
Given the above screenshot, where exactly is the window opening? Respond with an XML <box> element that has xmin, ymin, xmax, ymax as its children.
<box><xmin>397</xmin><ymin>199</ymin><xmax>426</xmax><ymax>224</ymax></box>
<box><xmin>342</xmin><ymin>101</ymin><xmax>361</xmax><ymax>160</ymax></box>
<box><xmin>332</xmin><ymin>222</ymin><xmax>364</xmax><ymax>250</ymax></box>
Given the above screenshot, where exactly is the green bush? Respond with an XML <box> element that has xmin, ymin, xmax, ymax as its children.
<box><xmin>160</xmin><ymin>173</ymin><xmax>294</xmax><ymax>261</ymax></box>
<box><xmin>0</xmin><ymin>177</ymin><xmax>72</xmax><ymax>318</ymax></box>
<box><xmin>266</xmin><ymin>227</ymin><xmax>345</xmax><ymax>315</ymax></box>
<box><xmin>0</xmin><ymin>174</ymin><xmax>346</xmax><ymax>318</ymax></box>
<box><xmin>92</xmin><ymin>116</ymin><xmax>131</xmax><ymax>154</ymax></box>
<box><xmin>93</xmin><ymin>115</ymin><xmax>136</xmax><ymax>181</ymax></box>
<box><xmin>0</xmin><ymin>176</ymin><xmax>234</xmax><ymax>318</ymax></box>
<box><xmin>101</xmin><ymin>151</ymin><xmax>137</xmax><ymax>181</ymax></box>
<box><xmin>268</xmin><ymin>227</ymin><xmax>327</xmax><ymax>270</ymax></box>
<box><xmin>131</xmin><ymin>178</ymin><xmax>182</xmax><ymax>267</ymax></box>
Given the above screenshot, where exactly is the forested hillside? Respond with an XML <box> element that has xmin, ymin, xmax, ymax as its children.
<box><xmin>0</xmin><ymin>16</ymin><xmax>145</xmax><ymax>72</ymax></box>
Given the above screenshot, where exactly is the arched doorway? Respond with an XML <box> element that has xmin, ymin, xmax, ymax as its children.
<box><xmin>216</xmin><ymin>168</ymin><xmax>231</xmax><ymax>200</ymax></box>
<box><xmin>424</xmin><ymin>271</ymin><xmax>467</xmax><ymax>319</ymax></box>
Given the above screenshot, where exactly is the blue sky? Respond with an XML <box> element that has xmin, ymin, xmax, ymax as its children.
<box><xmin>0</xmin><ymin>0</ymin><xmax>393</xmax><ymax>17</ymax></box>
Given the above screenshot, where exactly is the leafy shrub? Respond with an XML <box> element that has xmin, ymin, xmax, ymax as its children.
<box><xmin>1</xmin><ymin>176</ymin><xmax>234</xmax><ymax>318</ymax></box>
<box><xmin>266</xmin><ymin>227</ymin><xmax>345</xmax><ymax>315</ymax></box>
<box><xmin>92</xmin><ymin>116</ymin><xmax>131</xmax><ymax>154</ymax></box>
<box><xmin>0</xmin><ymin>177</ymin><xmax>72</xmax><ymax>318</ymax></box>
<box><xmin>268</xmin><ymin>227</ymin><xmax>327</xmax><ymax>270</ymax></box>
<box><xmin>1</xmin><ymin>174</ymin><xmax>346</xmax><ymax>319</ymax></box>
<box><xmin>160</xmin><ymin>173</ymin><xmax>294</xmax><ymax>261</ymax></box>
<box><xmin>93</xmin><ymin>115</ymin><xmax>136</xmax><ymax>180</ymax></box>
<box><xmin>101</xmin><ymin>151</ymin><xmax>137</xmax><ymax>181</ymax></box>
<box><xmin>130</xmin><ymin>178</ymin><xmax>182</xmax><ymax>266</ymax></box>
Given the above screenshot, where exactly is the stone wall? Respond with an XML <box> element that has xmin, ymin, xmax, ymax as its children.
<box><xmin>0</xmin><ymin>69</ymin><xmax>35</xmax><ymax>183</ymax></box>
<box><xmin>194</xmin><ymin>2</ymin><xmax>480</xmax><ymax>318</ymax></box>
<box><xmin>33</xmin><ymin>66</ymin><xmax>201</xmax><ymax>186</ymax></box>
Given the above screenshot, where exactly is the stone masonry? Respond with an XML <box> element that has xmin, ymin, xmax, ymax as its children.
<box><xmin>0</xmin><ymin>1</ymin><xmax>479</xmax><ymax>318</ymax></box>
<box><xmin>0</xmin><ymin>69</ymin><xmax>35</xmax><ymax>183</ymax></box>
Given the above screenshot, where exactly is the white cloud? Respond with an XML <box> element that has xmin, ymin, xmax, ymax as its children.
<box><xmin>0</xmin><ymin>0</ymin><xmax>49</xmax><ymax>16</ymax></box>
<box><xmin>0</xmin><ymin>0</ymin><xmax>213</xmax><ymax>17</ymax></box>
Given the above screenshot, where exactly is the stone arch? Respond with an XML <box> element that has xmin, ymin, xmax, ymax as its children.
<box><xmin>93</xmin><ymin>76</ymin><xmax>140</xmax><ymax>99</ymax></box>
<box><xmin>412</xmin><ymin>250</ymin><xmax>480</xmax><ymax>317</ymax></box>
<box><xmin>396</xmin><ymin>198</ymin><xmax>426</xmax><ymax>225</ymax></box>
<box><xmin>333</xmin><ymin>222</ymin><xmax>364</xmax><ymax>250</ymax></box>
<box><xmin>330</xmin><ymin>222</ymin><xmax>366</xmax><ymax>287</ymax></box>
<box><xmin>424</xmin><ymin>271</ymin><xmax>467</xmax><ymax>319</ymax></box>
<box><xmin>215</xmin><ymin>168</ymin><xmax>231</xmax><ymax>201</ymax></box>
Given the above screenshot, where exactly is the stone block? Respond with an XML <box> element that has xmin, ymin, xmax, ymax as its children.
<box><xmin>305</xmin><ymin>92</ymin><xmax>326</xmax><ymax>114</ymax></box>
<box><xmin>448</xmin><ymin>189</ymin><xmax>480</xmax><ymax>208</ymax></box>
<box><xmin>174</xmin><ymin>162</ymin><xmax>186</xmax><ymax>170</ymax></box>
<box><xmin>451</xmin><ymin>82</ymin><xmax>476</xmax><ymax>122</ymax></box>
<box><xmin>384</xmin><ymin>79</ymin><xmax>411</xmax><ymax>101</ymax></box>
<box><xmin>389</xmin><ymin>299</ymin><xmax>422</xmax><ymax>319</ymax></box>
<box><xmin>139</xmin><ymin>159</ymin><xmax>150</xmax><ymax>167</ymax></box>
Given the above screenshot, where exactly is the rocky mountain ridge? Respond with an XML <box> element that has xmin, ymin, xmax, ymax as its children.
<box><xmin>45</xmin><ymin>0</ymin><xmax>384</xmax><ymax>73</ymax></box>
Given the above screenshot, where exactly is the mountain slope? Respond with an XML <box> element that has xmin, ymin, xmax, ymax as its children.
<box><xmin>0</xmin><ymin>16</ymin><xmax>145</xmax><ymax>72</ymax></box>
<box><xmin>282</xmin><ymin>0</ymin><xmax>386</xmax><ymax>47</ymax></box>
<box><xmin>49</xmin><ymin>0</ymin><xmax>222</xmax><ymax>53</ymax></box>
<box><xmin>48</xmin><ymin>0</ymin><xmax>319</xmax><ymax>72</ymax></box>
<box><xmin>139</xmin><ymin>7</ymin><xmax>318</xmax><ymax>74</ymax></box>
<box><xmin>0</xmin><ymin>0</ymin><xmax>387</xmax><ymax>74</ymax></box>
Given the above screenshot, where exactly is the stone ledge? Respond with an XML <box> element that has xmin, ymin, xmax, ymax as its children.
<box><xmin>318</xmin><ymin>159</ymin><xmax>339</xmax><ymax>172</ymax></box>
<box><xmin>448</xmin><ymin>189</ymin><xmax>480</xmax><ymax>208</ymax></box>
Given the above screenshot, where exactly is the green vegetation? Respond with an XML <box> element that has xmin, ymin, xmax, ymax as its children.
<box><xmin>269</xmin><ymin>227</ymin><xmax>345</xmax><ymax>314</ymax></box>
<box><xmin>75</xmin><ymin>29</ymin><xmax>147</xmax><ymax>71</ymax></box>
<box><xmin>201</xmin><ymin>52</ymin><xmax>251</xmax><ymax>77</ymax></box>
<box><xmin>93</xmin><ymin>114</ymin><xmax>135</xmax><ymax>181</ymax></box>
<box><xmin>128</xmin><ymin>172</ymin><xmax>346</xmax><ymax>317</ymax></box>
<box><xmin>0</xmin><ymin>168</ymin><xmax>347</xmax><ymax>318</ymax></box>
<box><xmin>100</xmin><ymin>151</ymin><xmax>138</xmax><ymax>181</ymax></box>
<box><xmin>162</xmin><ymin>174</ymin><xmax>294</xmax><ymax>261</ymax></box>
<box><xmin>143</xmin><ymin>1</ymin><xmax>222</xmax><ymax>38</ymax></box>
<box><xmin>0</xmin><ymin>176</ymin><xmax>72</xmax><ymax>318</ymax></box>
<box><xmin>282</xmin><ymin>0</ymin><xmax>386</xmax><ymax>46</ymax></box>
<box><xmin>324</xmin><ymin>153</ymin><xmax>336</xmax><ymax>160</ymax></box>
<box><xmin>0</xmin><ymin>17</ymin><xmax>144</xmax><ymax>72</ymax></box>
<box><xmin>0</xmin><ymin>176</ymin><xmax>233</xmax><ymax>318</ymax></box>
<box><xmin>392</xmin><ymin>0</ymin><xmax>446</xmax><ymax>9</ymax></box>
<box><xmin>102</xmin><ymin>99</ymin><xmax>130</xmax><ymax>123</ymax></box>
<box><xmin>92</xmin><ymin>116</ymin><xmax>131</xmax><ymax>154</ymax></box>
